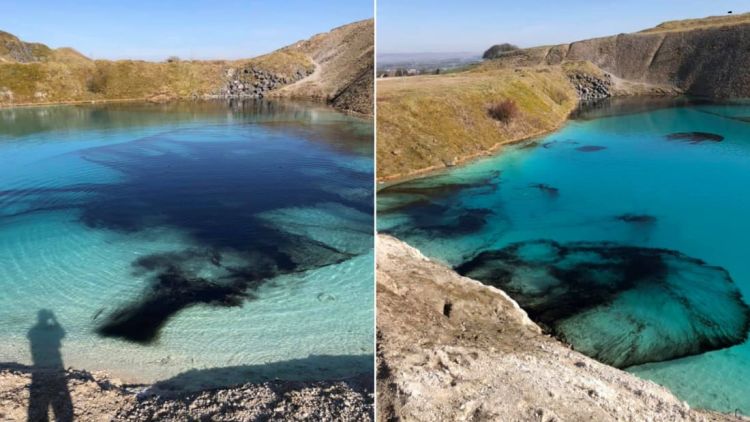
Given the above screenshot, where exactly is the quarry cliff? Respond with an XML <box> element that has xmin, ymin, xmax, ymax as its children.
<box><xmin>484</xmin><ymin>13</ymin><xmax>750</xmax><ymax>98</ymax></box>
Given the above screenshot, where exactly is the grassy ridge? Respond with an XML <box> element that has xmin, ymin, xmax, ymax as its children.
<box><xmin>377</xmin><ymin>65</ymin><xmax>577</xmax><ymax>181</ymax></box>
<box><xmin>0</xmin><ymin>31</ymin><xmax>316</xmax><ymax>106</ymax></box>
<box><xmin>0</xmin><ymin>54</ymin><xmax>314</xmax><ymax>105</ymax></box>
<box><xmin>641</xmin><ymin>12</ymin><xmax>750</xmax><ymax>33</ymax></box>
<box><xmin>0</xmin><ymin>21</ymin><xmax>373</xmax><ymax>114</ymax></box>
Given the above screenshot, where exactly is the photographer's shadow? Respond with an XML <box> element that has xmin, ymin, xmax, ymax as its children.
<box><xmin>27</xmin><ymin>309</ymin><xmax>73</xmax><ymax>422</ymax></box>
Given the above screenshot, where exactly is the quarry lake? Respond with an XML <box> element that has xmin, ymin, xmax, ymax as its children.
<box><xmin>0</xmin><ymin>101</ymin><xmax>374</xmax><ymax>388</ymax></box>
<box><xmin>378</xmin><ymin>98</ymin><xmax>750</xmax><ymax>415</ymax></box>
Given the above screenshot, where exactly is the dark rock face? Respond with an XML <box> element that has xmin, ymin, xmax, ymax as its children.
<box><xmin>456</xmin><ymin>240</ymin><xmax>750</xmax><ymax>368</ymax></box>
<box><xmin>219</xmin><ymin>66</ymin><xmax>313</xmax><ymax>99</ymax></box>
<box><xmin>568</xmin><ymin>72</ymin><xmax>613</xmax><ymax>101</ymax></box>
<box><xmin>491</xmin><ymin>22</ymin><xmax>750</xmax><ymax>98</ymax></box>
<box><xmin>330</xmin><ymin>66</ymin><xmax>374</xmax><ymax>115</ymax></box>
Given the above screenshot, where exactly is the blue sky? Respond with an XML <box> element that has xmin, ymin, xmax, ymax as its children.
<box><xmin>378</xmin><ymin>0</ymin><xmax>749</xmax><ymax>54</ymax></box>
<box><xmin>0</xmin><ymin>0</ymin><xmax>372</xmax><ymax>60</ymax></box>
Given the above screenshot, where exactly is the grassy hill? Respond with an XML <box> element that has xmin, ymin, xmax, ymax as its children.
<box><xmin>0</xmin><ymin>20</ymin><xmax>373</xmax><ymax>114</ymax></box>
<box><xmin>640</xmin><ymin>12</ymin><xmax>750</xmax><ymax>33</ymax></box>
<box><xmin>377</xmin><ymin>65</ymin><xmax>577</xmax><ymax>180</ymax></box>
<box><xmin>378</xmin><ymin>13</ymin><xmax>750</xmax><ymax>181</ymax></box>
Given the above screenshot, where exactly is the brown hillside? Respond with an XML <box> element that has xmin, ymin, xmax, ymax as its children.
<box><xmin>271</xmin><ymin>19</ymin><xmax>374</xmax><ymax>115</ymax></box>
<box><xmin>0</xmin><ymin>20</ymin><xmax>373</xmax><ymax>115</ymax></box>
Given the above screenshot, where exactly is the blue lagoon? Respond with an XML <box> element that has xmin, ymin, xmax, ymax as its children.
<box><xmin>379</xmin><ymin>98</ymin><xmax>750</xmax><ymax>414</ymax></box>
<box><xmin>0</xmin><ymin>101</ymin><xmax>374</xmax><ymax>387</ymax></box>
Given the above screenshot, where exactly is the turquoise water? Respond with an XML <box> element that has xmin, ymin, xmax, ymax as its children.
<box><xmin>0</xmin><ymin>101</ymin><xmax>374</xmax><ymax>387</ymax></box>
<box><xmin>379</xmin><ymin>98</ymin><xmax>750</xmax><ymax>414</ymax></box>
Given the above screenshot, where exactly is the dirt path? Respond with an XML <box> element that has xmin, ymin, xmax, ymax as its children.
<box><xmin>272</xmin><ymin>57</ymin><xmax>322</xmax><ymax>95</ymax></box>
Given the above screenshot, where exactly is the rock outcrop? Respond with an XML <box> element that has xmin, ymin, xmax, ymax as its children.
<box><xmin>0</xmin><ymin>364</ymin><xmax>373</xmax><ymax>421</ymax></box>
<box><xmin>0</xmin><ymin>31</ymin><xmax>55</xmax><ymax>63</ymax></box>
<box><xmin>220</xmin><ymin>66</ymin><xmax>313</xmax><ymax>99</ymax></box>
<box><xmin>376</xmin><ymin>234</ymin><xmax>745</xmax><ymax>421</ymax></box>
<box><xmin>376</xmin><ymin>66</ymin><xmax>577</xmax><ymax>180</ymax></box>
<box><xmin>568</xmin><ymin>71</ymin><xmax>612</xmax><ymax>101</ymax></box>
<box><xmin>485</xmin><ymin>13</ymin><xmax>750</xmax><ymax>98</ymax></box>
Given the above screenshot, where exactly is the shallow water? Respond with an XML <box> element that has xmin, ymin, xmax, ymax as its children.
<box><xmin>379</xmin><ymin>98</ymin><xmax>750</xmax><ymax>414</ymax></box>
<box><xmin>0</xmin><ymin>101</ymin><xmax>374</xmax><ymax>387</ymax></box>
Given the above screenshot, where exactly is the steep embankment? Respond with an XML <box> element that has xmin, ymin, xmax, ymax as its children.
<box><xmin>485</xmin><ymin>13</ymin><xmax>750</xmax><ymax>98</ymax></box>
<box><xmin>0</xmin><ymin>20</ymin><xmax>373</xmax><ymax>115</ymax></box>
<box><xmin>376</xmin><ymin>234</ymin><xmax>744</xmax><ymax>421</ymax></box>
<box><xmin>271</xmin><ymin>19</ymin><xmax>374</xmax><ymax>115</ymax></box>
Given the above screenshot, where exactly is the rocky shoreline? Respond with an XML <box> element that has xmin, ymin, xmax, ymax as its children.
<box><xmin>376</xmin><ymin>234</ymin><xmax>746</xmax><ymax>421</ymax></box>
<box><xmin>0</xmin><ymin>364</ymin><xmax>373</xmax><ymax>421</ymax></box>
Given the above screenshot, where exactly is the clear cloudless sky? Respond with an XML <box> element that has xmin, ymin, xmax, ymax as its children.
<box><xmin>0</xmin><ymin>0</ymin><xmax>373</xmax><ymax>60</ymax></box>
<box><xmin>377</xmin><ymin>0</ymin><xmax>750</xmax><ymax>54</ymax></box>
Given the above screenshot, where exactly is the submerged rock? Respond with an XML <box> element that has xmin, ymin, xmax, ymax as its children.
<box><xmin>666</xmin><ymin>132</ymin><xmax>725</xmax><ymax>143</ymax></box>
<box><xmin>529</xmin><ymin>183</ymin><xmax>560</xmax><ymax>196</ymax></box>
<box><xmin>456</xmin><ymin>240</ymin><xmax>750</xmax><ymax>368</ymax></box>
<box><xmin>615</xmin><ymin>213</ymin><xmax>657</xmax><ymax>224</ymax></box>
<box><xmin>576</xmin><ymin>145</ymin><xmax>607</xmax><ymax>152</ymax></box>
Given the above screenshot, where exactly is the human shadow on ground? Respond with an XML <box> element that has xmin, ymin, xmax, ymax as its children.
<box><xmin>26</xmin><ymin>309</ymin><xmax>73</xmax><ymax>422</ymax></box>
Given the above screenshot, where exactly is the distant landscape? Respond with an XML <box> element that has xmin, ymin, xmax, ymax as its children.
<box><xmin>376</xmin><ymin>52</ymin><xmax>480</xmax><ymax>76</ymax></box>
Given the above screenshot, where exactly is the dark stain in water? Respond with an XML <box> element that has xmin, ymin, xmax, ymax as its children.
<box><xmin>96</xmin><ymin>239</ymin><xmax>354</xmax><ymax>343</ymax></box>
<box><xmin>455</xmin><ymin>240</ymin><xmax>750</xmax><ymax>368</ymax></box>
<box><xmin>576</xmin><ymin>145</ymin><xmax>607</xmax><ymax>152</ymax></box>
<box><xmin>386</xmin><ymin>204</ymin><xmax>494</xmax><ymax>239</ymax></box>
<box><xmin>378</xmin><ymin>173</ymin><xmax>499</xmax><ymax>239</ymax></box>
<box><xmin>542</xmin><ymin>140</ymin><xmax>580</xmax><ymax>149</ymax></box>
<box><xmin>615</xmin><ymin>214</ymin><xmax>657</xmax><ymax>224</ymax></box>
<box><xmin>666</xmin><ymin>132</ymin><xmax>725</xmax><ymax>143</ymax></box>
<box><xmin>529</xmin><ymin>183</ymin><xmax>559</xmax><ymax>197</ymax></box>
<box><xmin>2</xmin><ymin>128</ymin><xmax>373</xmax><ymax>343</ymax></box>
<box><xmin>436</xmin><ymin>208</ymin><xmax>493</xmax><ymax>236</ymax></box>
<box><xmin>378</xmin><ymin>170</ymin><xmax>500</xmax><ymax>214</ymax></box>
